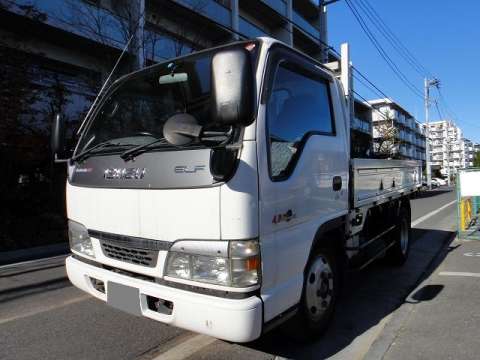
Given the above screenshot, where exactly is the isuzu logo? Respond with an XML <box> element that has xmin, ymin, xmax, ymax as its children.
<box><xmin>104</xmin><ymin>168</ymin><xmax>146</xmax><ymax>180</ymax></box>
<box><xmin>174</xmin><ymin>165</ymin><xmax>206</xmax><ymax>173</ymax></box>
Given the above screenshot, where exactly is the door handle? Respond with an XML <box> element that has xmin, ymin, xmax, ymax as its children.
<box><xmin>272</xmin><ymin>209</ymin><xmax>295</xmax><ymax>224</ymax></box>
<box><xmin>332</xmin><ymin>176</ymin><xmax>342</xmax><ymax>191</ymax></box>
<box><xmin>284</xmin><ymin>209</ymin><xmax>295</xmax><ymax>221</ymax></box>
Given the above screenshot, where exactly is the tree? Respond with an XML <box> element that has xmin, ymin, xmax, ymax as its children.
<box><xmin>473</xmin><ymin>151</ymin><xmax>480</xmax><ymax>168</ymax></box>
<box><xmin>374</xmin><ymin>115</ymin><xmax>399</xmax><ymax>158</ymax></box>
<box><xmin>60</xmin><ymin>0</ymin><xmax>211</xmax><ymax>70</ymax></box>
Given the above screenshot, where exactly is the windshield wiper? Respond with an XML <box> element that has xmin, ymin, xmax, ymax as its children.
<box><xmin>120</xmin><ymin>138</ymin><xmax>169</xmax><ymax>161</ymax></box>
<box><xmin>120</xmin><ymin>138</ymin><xmax>202</xmax><ymax>161</ymax></box>
<box><xmin>120</xmin><ymin>128</ymin><xmax>235</xmax><ymax>161</ymax></box>
<box><xmin>72</xmin><ymin>141</ymin><xmax>129</xmax><ymax>162</ymax></box>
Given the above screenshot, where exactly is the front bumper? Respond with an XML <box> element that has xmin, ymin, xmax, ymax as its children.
<box><xmin>66</xmin><ymin>256</ymin><xmax>263</xmax><ymax>342</ymax></box>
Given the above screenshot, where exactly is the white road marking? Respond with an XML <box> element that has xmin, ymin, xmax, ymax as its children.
<box><xmin>0</xmin><ymin>254</ymin><xmax>67</xmax><ymax>271</ymax></box>
<box><xmin>464</xmin><ymin>252</ymin><xmax>480</xmax><ymax>257</ymax></box>
<box><xmin>152</xmin><ymin>334</ymin><xmax>217</xmax><ymax>360</ymax></box>
<box><xmin>439</xmin><ymin>271</ymin><xmax>480</xmax><ymax>278</ymax></box>
<box><xmin>0</xmin><ymin>294</ymin><xmax>91</xmax><ymax>325</ymax></box>
<box><xmin>411</xmin><ymin>200</ymin><xmax>457</xmax><ymax>227</ymax></box>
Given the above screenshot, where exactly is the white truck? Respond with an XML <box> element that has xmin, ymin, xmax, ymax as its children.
<box><xmin>52</xmin><ymin>37</ymin><xmax>421</xmax><ymax>343</ymax></box>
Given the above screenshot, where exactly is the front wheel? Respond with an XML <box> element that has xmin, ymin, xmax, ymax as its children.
<box><xmin>284</xmin><ymin>247</ymin><xmax>339</xmax><ymax>341</ymax></box>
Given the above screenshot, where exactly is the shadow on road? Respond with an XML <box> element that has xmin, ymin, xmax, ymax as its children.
<box><xmin>413</xmin><ymin>188</ymin><xmax>453</xmax><ymax>199</ymax></box>
<box><xmin>235</xmin><ymin>228</ymin><xmax>455</xmax><ymax>359</ymax></box>
<box><xmin>0</xmin><ymin>277</ymin><xmax>70</xmax><ymax>304</ymax></box>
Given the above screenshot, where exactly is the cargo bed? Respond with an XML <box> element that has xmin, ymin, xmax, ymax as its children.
<box><xmin>351</xmin><ymin>158</ymin><xmax>422</xmax><ymax>208</ymax></box>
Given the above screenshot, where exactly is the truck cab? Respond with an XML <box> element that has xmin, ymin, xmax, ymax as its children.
<box><xmin>55</xmin><ymin>37</ymin><xmax>417</xmax><ymax>343</ymax></box>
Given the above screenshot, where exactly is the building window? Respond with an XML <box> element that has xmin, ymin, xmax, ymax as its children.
<box><xmin>1</xmin><ymin>47</ymin><xmax>99</xmax><ymax>252</ymax></box>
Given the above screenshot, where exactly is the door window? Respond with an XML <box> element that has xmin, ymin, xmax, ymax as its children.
<box><xmin>266</xmin><ymin>61</ymin><xmax>334</xmax><ymax>179</ymax></box>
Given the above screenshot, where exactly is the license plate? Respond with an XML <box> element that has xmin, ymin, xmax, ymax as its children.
<box><xmin>107</xmin><ymin>282</ymin><xmax>142</xmax><ymax>316</ymax></box>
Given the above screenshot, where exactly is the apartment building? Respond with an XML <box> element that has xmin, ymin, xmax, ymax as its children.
<box><xmin>368</xmin><ymin>99</ymin><xmax>426</xmax><ymax>164</ymax></box>
<box><xmin>1</xmin><ymin>0</ymin><xmax>328</xmax><ymax>163</ymax></box>
<box><xmin>463</xmin><ymin>138</ymin><xmax>474</xmax><ymax>168</ymax></box>
<box><xmin>427</xmin><ymin>120</ymin><xmax>468</xmax><ymax>175</ymax></box>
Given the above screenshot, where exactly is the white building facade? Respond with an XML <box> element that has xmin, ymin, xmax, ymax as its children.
<box><xmin>368</xmin><ymin>99</ymin><xmax>426</xmax><ymax>164</ymax></box>
<box><xmin>427</xmin><ymin>120</ymin><xmax>470</xmax><ymax>175</ymax></box>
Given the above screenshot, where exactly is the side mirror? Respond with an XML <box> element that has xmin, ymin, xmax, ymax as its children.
<box><xmin>211</xmin><ymin>47</ymin><xmax>254</xmax><ymax>126</ymax></box>
<box><xmin>51</xmin><ymin>114</ymin><xmax>67</xmax><ymax>163</ymax></box>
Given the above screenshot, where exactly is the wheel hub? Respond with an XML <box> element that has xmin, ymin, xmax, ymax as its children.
<box><xmin>305</xmin><ymin>255</ymin><xmax>334</xmax><ymax>321</ymax></box>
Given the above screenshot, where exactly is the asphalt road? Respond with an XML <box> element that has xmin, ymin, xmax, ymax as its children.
<box><xmin>0</xmin><ymin>188</ymin><xmax>457</xmax><ymax>360</ymax></box>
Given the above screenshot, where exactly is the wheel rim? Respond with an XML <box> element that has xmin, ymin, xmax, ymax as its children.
<box><xmin>305</xmin><ymin>255</ymin><xmax>334</xmax><ymax>322</ymax></box>
<box><xmin>400</xmin><ymin>219</ymin><xmax>409</xmax><ymax>255</ymax></box>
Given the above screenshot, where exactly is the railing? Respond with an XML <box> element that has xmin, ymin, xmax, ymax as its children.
<box><xmin>176</xmin><ymin>0</ymin><xmax>231</xmax><ymax>27</ymax></box>
<box><xmin>352</xmin><ymin>117</ymin><xmax>372</xmax><ymax>134</ymax></box>
<box><xmin>292</xmin><ymin>10</ymin><xmax>320</xmax><ymax>38</ymax></box>
<box><xmin>239</xmin><ymin>16</ymin><xmax>267</xmax><ymax>38</ymax></box>
<box><xmin>260</xmin><ymin>0</ymin><xmax>287</xmax><ymax>15</ymax></box>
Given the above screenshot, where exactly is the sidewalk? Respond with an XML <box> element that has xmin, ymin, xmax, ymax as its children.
<box><xmin>0</xmin><ymin>243</ymin><xmax>68</xmax><ymax>266</ymax></box>
<box><xmin>367</xmin><ymin>238</ymin><xmax>480</xmax><ymax>360</ymax></box>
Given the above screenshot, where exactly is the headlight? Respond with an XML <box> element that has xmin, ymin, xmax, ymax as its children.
<box><xmin>165</xmin><ymin>239</ymin><xmax>260</xmax><ymax>288</ymax></box>
<box><xmin>68</xmin><ymin>220</ymin><xmax>95</xmax><ymax>258</ymax></box>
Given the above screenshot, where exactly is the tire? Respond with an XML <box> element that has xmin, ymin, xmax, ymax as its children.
<box><xmin>386</xmin><ymin>207</ymin><xmax>411</xmax><ymax>265</ymax></box>
<box><xmin>283</xmin><ymin>246</ymin><xmax>339</xmax><ymax>342</ymax></box>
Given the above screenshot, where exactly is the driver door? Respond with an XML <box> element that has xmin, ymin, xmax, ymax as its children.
<box><xmin>258</xmin><ymin>47</ymin><xmax>349</xmax><ymax>321</ymax></box>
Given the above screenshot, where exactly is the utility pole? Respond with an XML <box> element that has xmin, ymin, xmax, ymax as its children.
<box><xmin>446</xmin><ymin>127</ymin><xmax>451</xmax><ymax>186</ymax></box>
<box><xmin>424</xmin><ymin>77</ymin><xmax>440</xmax><ymax>189</ymax></box>
<box><xmin>340</xmin><ymin>43</ymin><xmax>353</xmax><ymax>155</ymax></box>
<box><xmin>320</xmin><ymin>0</ymin><xmax>341</xmax><ymax>63</ymax></box>
<box><xmin>319</xmin><ymin>3</ymin><xmax>328</xmax><ymax>63</ymax></box>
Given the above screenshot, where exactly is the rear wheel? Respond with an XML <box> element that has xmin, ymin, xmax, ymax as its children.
<box><xmin>386</xmin><ymin>207</ymin><xmax>411</xmax><ymax>265</ymax></box>
<box><xmin>284</xmin><ymin>246</ymin><xmax>339</xmax><ymax>341</ymax></box>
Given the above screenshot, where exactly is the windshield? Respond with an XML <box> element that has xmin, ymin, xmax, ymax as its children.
<box><xmin>75</xmin><ymin>42</ymin><xmax>258</xmax><ymax>157</ymax></box>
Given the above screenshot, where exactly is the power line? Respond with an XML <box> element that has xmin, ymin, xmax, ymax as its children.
<box><xmin>352</xmin><ymin>89</ymin><xmax>391</xmax><ymax>122</ymax></box>
<box><xmin>435</xmin><ymin>89</ymin><xmax>480</xmax><ymax>133</ymax></box>
<box><xmin>433</xmin><ymin>99</ymin><xmax>445</xmax><ymax>121</ymax></box>
<box><xmin>345</xmin><ymin>0</ymin><xmax>424</xmax><ymax>99</ymax></box>
<box><xmin>436</xmin><ymin>88</ymin><xmax>461</xmax><ymax>121</ymax></box>
<box><xmin>352</xmin><ymin>69</ymin><xmax>393</xmax><ymax>101</ymax></box>
<box><xmin>355</xmin><ymin>0</ymin><xmax>433</xmax><ymax>78</ymax></box>
<box><xmin>346</xmin><ymin>0</ymin><xmax>424</xmax><ymax>98</ymax></box>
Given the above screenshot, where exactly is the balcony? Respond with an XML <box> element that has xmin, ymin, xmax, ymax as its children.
<box><xmin>239</xmin><ymin>16</ymin><xmax>267</xmax><ymax>38</ymax></box>
<box><xmin>6</xmin><ymin>0</ymin><xmax>126</xmax><ymax>48</ymax></box>
<box><xmin>406</xmin><ymin>117</ymin><xmax>415</xmax><ymax>129</ymax></box>
<box><xmin>352</xmin><ymin>117</ymin><xmax>372</xmax><ymax>135</ymax></box>
<box><xmin>175</xmin><ymin>0</ymin><xmax>231</xmax><ymax>27</ymax></box>
<box><xmin>261</xmin><ymin>0</ymin><xmax>288</xmax><ymax>15</ymax></box>
<box><xmin>292</xmin><ymin>10</ymin><xmax>319</xmax><ymax>39</ymax></box>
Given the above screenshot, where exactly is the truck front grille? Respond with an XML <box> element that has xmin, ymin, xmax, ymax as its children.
<box><xmin>100</xmin><ymin>241</ymin><xmax>158</xmax><ymax>267</ymax></box>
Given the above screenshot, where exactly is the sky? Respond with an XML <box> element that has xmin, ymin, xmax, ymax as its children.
<box><xmin>327</xmin><ymin>0</ymin><xmax>480</xmax><ymax>142</ymax></box>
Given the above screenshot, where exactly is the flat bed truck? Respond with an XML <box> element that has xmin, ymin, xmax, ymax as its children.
<box><xmin>52</xmin><ymin>37</ymin><xmax>421</xmax><ymax>342</ymax></box>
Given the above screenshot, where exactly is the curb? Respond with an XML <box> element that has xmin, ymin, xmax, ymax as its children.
<box><xmin>364</xmin><ymin>231</ymin><xmax>457</xmax><ymax>360</ymax></box>
<box><xmin>0</xmin><ymin>243</ymin><xmax>69</xmax><ymax>266</ymax></box>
